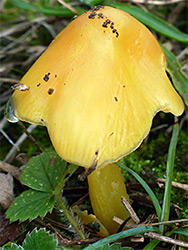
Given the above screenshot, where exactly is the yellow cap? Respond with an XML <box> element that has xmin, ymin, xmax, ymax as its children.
<box><xmin>7</xmin><ymin>6</ymin><xmax>184</xmax><ymax>168</ymax></box>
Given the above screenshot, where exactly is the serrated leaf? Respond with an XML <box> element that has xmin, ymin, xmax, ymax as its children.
<box><xmin>20</xmin><ymin>152</ymin><xmax>67</xmax><ymax>192</ymax></box>
<box><xmin>6</xmin><ymin>190</ymin><xmax>55</xmax><ymax>222</ymax></box>
<box><xmin>22</xmin><ymin>228</ymin><xmax>57</xmax><ymax>250</ymax></box>
<box><xmin>2</xmin><ymin>243</ymin><xmax>24</xmax><ymax>250</ymax></box>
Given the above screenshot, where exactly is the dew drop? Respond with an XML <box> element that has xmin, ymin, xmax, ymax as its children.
<box><xmin>4</xmin><ymin>97</ymin><xmax>19</xmax><ymax>123</ymax></box>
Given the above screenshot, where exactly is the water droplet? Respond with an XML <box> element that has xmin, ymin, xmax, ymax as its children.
<box><xmin>4</xmin><ymin>97</ymin><xmax>19</xmax><ymax>123</ymax></box>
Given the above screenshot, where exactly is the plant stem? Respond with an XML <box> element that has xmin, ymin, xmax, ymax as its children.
<box><xmin>159</xmin><ymin>122</ymin><xmax>179</xmax><ymax>233</ymax></box>
<box><xmin>55</xmin><ymin>193</ymin><xmax>86</xmax><ymax>240</ymax></box>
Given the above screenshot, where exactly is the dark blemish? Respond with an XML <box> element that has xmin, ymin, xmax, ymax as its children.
<box><xmin>109</xmin><ymin>132</ymin><xmax>114</xmax><ymax>137</ymax></box>
<box><xmin>55</xmin><ymin>75</ymin><xmax>57</xmax><ymax>78</ymax></box>
<box><xmin>91</xmin><ymin>5</ymin><xmax>104</xmax><ymax>12</ymax></box>
<box><xmin>41</xmin><ymin>118</ymin><xmax>44</xmax><ymax>122</ymax></box>
<box><xmin>110</xmin><ymin>22</ymin><xmax>114</xmax><ymax>29</ymax></box>
<box><xmin>48</xmin><ymin>88</ymin><xmax>54</xmax><ymax>95</ymax></box>
<box><xmin>106</xmin><ymin>19</ymin><xmax>111</xmax><ymax>24</ymax></box>
<box><xmin>114</xmin><ymin>97</ymin><xmax>118</xmax><ymax>102</ymax></box>
<box><xmin>123</xmin><ymin>85</ymin><xmax>126</xmax><ymax>88</ymax></box>
<box><xmin>50</xmin><ymin>158</ymin><xmax>55</xmax><ymax>166</ymax></box>
<box><xmin>43</xmin><ymin>72</ymin><xmax>50</xmax><ymax>82</ymax></box>
<box><xmin>97</xmin><ymin>13</ymin><xmax>104</xmax><ymax>19</ymax></box>
<box><xmin>102</xmin><ymin>22</ymin><xmax>108</xmax><ymax>28</ymax></box>
<box><xmin>64</xmin><ymin>83</ymin><xmax>66</xmax><ymax>85</ymax></box>
<box><xmin>37</xmin><ymin>83</ymin><xmax>41</xmax><ymax>87</ymax></box>
<box><xmin>95</xmin><ymin>149</ymin><xmax>99</xmax><ymax>156</ymax></box>
<box><xmin>88</xmin><ymin>12</ymin><xmax>96</xmax><ymax>19</ymax></box>
<box><xmin>112</xmin><ymin>29</ymin><xmax>117</xmax><ymax>33</ymax></box>
<box><xmin>116</xmin><ymin>31</ymin><xmax>119</xmax><ymax>38</ymax></box>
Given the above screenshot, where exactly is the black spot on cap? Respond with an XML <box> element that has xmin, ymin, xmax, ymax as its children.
<box><xmin>48</xmin><ymin>88</ymin><xmax>54</xmax><ymax>95</ymax></box>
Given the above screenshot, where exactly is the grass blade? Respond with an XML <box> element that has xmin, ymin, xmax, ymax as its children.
<box><xmin>166</xmin><ymin>228</ymin><xmax>188</xmax><ymax>237</ymax></box>
<box><xmin>104</xmin><ymin>0</ymin><xmax>188</xmax><ymax>43</ymax></box>
<box><xmin>159</xmin><ymin>122</ymin><xmax>180</xmax><ymax>232</ymax></box>
<box><xmin>116</xmin><ymin>163</ymin><xmax>161</xmax><ymax>219</ymax></box>
<box><xmin>9</xmin><ymin>0</ymin><xmax>85</xmax><ymax>16</ymax></box>
<box><xmin>161</xmin><ymin>45</ymin><xmax>188</xmax><ymax>106</ymax></box>
<box><xmin>143</xmin><ymin>239</ymin><xmax>160</xmax><ymax>250</ymax></box>
<box><xmin>83</xmin><ymin>226</ymin><xmax>157</xmax><ymax>249</ymax></box>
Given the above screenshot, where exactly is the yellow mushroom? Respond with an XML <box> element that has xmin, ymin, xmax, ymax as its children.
<box><xmin>5</xmin><ymin>6</ymin><xmax>184</xmax><ymax>234</ymax></box>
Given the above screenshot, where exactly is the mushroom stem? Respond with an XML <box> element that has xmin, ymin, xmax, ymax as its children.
<box><xmin>87</xmin><ymin>163</ymin><xmax>130</xmax><ymax>234</ymax></box>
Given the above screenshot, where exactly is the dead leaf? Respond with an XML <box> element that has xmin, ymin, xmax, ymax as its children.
<box><xmin>0</xmin><ymin>173</ymin><xmax>14</xmax><ymax>210</ymax></box>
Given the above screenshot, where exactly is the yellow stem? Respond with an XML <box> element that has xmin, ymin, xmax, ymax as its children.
<box><xmin>87</xmin><ymin>163</ymin><xmax>130</xmax><ymax>234</ymax></box>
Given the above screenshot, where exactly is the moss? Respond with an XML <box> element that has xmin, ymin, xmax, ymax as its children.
<box><xmin>121</xmin><ymin>128</ymin><xmax>188</xmax><ymax>219</ymax></box>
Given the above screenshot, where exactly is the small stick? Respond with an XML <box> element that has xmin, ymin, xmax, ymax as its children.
<box><xmin>56</xmin><ymin>0</ymin><xmax>79</xmax><ymax>15</ymax></box>
<box><xmin>145</xmin><ymin>232</ymin><xmax>188</xmax><ymax>247</ymax></box>
<box><xmin>0</xmin><ymin>77</ymin><xmax>19</xmax><ymax>84</ymax></box>
<box><xmin>125</xmin><ymin>0</ymin><xmax>185</xmax><ymax>5</ymax></box>
<box><xmin>4</xmin><ymin>124</ymin><xmax>37</xmax><ymax>163</ymax></box>
<box><xmin>121</xmin><ymin>196</ymin><xmax>140</xmax><ymax>224</ymax></box>
<box><xmin>158</xmin><ymin>178</ymin><xmax>188</xmax><ymax>191</ymax></box>
<box><xmin>78</xmin><ymin>149</ymin><xmax>99</xmax><ymax>181</ymax></box>
<box><xmin>18</xmin><ymin>121</ymin><xmax>43</xmax><ymax>153</ymax></box>
<box><xmin>126</xmin><ymin>218</ymin><xmax>188</xmax><ymax>228</ymax></box>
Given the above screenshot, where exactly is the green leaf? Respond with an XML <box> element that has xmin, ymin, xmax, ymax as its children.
<box><xmin>104</xmin><ymin>0</ymin><xmax>188</xmax><ymax>43</ymax></box>
<box><xmin>3</xmin><ymin>244</ymin><xmax>24</xmax><ymax>250</ymax></box>
<box><xmin>20</xmin><ymin>152</ymin><xmax>67</xmax><ymax>192</ymax></box>
<box><xmin>116</xmin><ymin>163</ymin><xmax>161</xmax><ymax>219</ymax></box>
<box><xmin>143</xmin><ymin>239</ymin><xmax>159</xmax><ymax>250</ymax></box>
<box><xmin>81</xmin><ymin>0</ymin><xmax>102</xmax><ymax>7</ymax></box>
<box><xmin>159</xmin><ymin>123</ymin><xmax>179</xmax><ymax>232</ymax></box>
<box><xmin>161</xmin><ymin>45</ymin><xmax>188</xmax><ymax>106</ymax></box>
<box><xmin>6</xmin><ymin>190</ymin><xmax>55</xmax><ymax>222</ymax></box>
<box><xmin>9</xmin><ymin>0</ymin><xmax>85</xmax><ymax>16</ymax></box>
<box><xmin>166</xmin><ymin>228</ymin><xmax>188</xmax><ymax>237</ymax></box>
<box><xmin>22</xmin><ymin>228</ymin><xmax>57</xmax><ymax>250</ymax></box>
<box><xmin>83</xmin><ymin>226</ymin><xmax>157</xmax><ymax>249</ymax></box>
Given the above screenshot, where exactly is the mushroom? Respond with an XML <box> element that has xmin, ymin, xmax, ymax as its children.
<box><xmin>5</xmin><ymin>6</ymin><xmax>184</xmax><ymax>234</ymax></box>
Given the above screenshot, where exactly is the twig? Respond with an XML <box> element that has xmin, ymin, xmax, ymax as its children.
<box><xmin>58</xmin><ymin>236</ymin><xmax>99</xmax><ymax>246</ymax></box>
<box><xmin>125</xmin><ymin>0</ymin><xmax>185</xmax><ymax>5</ymax></box>
<box><xmin>158</xmin><ymin>178</ymin><xmax>188</xmax><ymax>192</ymax></box>
<box><xmin>56</xmin><ymin>0</ymin><xmax>79</xmax><ymax>15</ymax></box>
<box><xmin>121</xmin><ymin>196</ymin><xmax>140</xmax><ymax>224</ymax></box>
<box><xmin>0</xmin><ymin>78</ymin><xmax>19</xmax><ymax>84</ymax></box>
<box><xmin>18</xmin><ymin>121</ymin><xmax>44</xmax><ymax>153</ymax></box>
<box><xmin>145</xmin><ymin>232</ymin><xmax>188</xmax><ymax>247</ymax></box>
<box><xmin>78</xmin><ymin>149</ymin><xmax>99</xmax><ymax>181</ymax></box>
<box><xmin>151</xmin><ymin>124</ymin><xmax>168</xmax><ymax>132</ymax></box>
<box><xmin>4</xmin><ymin>124</ymin><xmax>37</xmax><ymax>163</ymax></box>
<box><xmin>0</xmin><ymin>117</ymin><xmax>19</xmax><ymax>149</ymax></box>
<box><xmin>0</xmin><ymin>161</ymin><xmax>21</xmax><ymax>181</ymax></box>
<box><xmin>126</xmin><ymin>218</ymin><xmax>188</xmax><ymax>228</ymax></box>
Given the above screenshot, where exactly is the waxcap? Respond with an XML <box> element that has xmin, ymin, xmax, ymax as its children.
<box><xmin>6</xmin><ymin>6</ymin><xmax>184</xmax><ymax>168</ymax></box>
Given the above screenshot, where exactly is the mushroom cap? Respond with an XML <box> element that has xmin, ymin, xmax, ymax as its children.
<box><xmin>7</xmin><ymin>6</ymin><xmax>184</xmax><ymax>168</ymax></box>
